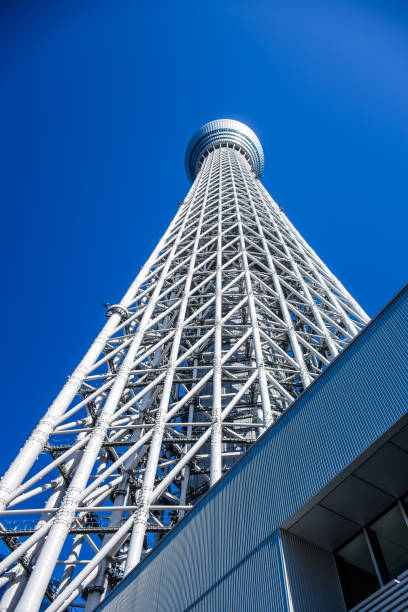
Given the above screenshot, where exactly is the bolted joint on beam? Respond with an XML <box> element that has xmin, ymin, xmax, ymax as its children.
<box><xmin>106</xmin><ymin>305</ymin><xmax>130</xmax><ymax>323</ymax></box>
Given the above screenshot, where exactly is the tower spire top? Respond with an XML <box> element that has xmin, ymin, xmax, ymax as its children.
<box><xmin>185</xmin><ymin>118</ymin><xmax>264</xmax><ymax>182</ymax></box>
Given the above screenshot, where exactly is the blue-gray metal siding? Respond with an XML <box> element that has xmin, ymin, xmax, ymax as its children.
<box><xmin>100</xmin><ymin>531</ymin><xmax>288</xmax><ymax>612</ymax></box>
<box><xmin>185</xmin><ymin>531</ymin><xmax>287</xmax><ymax>612</ymax></box>
<box><xmin>351</xmin><ymin>567</ymin><xmax>408</xmax><ymax>611</ymax></box>
<box><xmin>280</xmin><ymin>530</ymin><xmax>346</xmax><ymax>612</ymax></box>
<box><xmin>99</xmin><ymin>285</ymin><xmax>408</xmax><ymax>611</ymax></box>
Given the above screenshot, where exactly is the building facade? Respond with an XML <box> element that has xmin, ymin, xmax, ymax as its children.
<box><xmin>99</xmin><ymin>284</ymin><xmax>408</xmax><ymax>611</ymax></box>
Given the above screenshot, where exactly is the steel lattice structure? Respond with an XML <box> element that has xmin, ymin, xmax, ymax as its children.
<box><xmin>0</xmin><ymin>120</ymin><xmax>369</xmax><ymax>612</ymax></box>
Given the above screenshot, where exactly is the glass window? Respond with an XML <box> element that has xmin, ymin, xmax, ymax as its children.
<box><xmin>402</xmin><ymin>494</ymin><xmax>408</xmax><ymax>515</ymax></box>
<box><xmin>367</xmin><ymin>504</ymin><xmax>408</xmax><ymax>582</ymax></box>
<box><xmin>336</xmin><ymin>532</ymin><xmax>380</xmax><ymax>609</ymax></box>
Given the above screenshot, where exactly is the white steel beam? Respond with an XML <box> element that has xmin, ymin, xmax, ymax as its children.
<box><xmin>0</xmin><ymin>120</ymin><xmax>368</xmax><ymax>611</ymax></box>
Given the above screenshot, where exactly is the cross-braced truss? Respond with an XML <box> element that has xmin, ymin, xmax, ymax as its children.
<box><xmin>0</xmin><ymin>139</ymin><xmax>369</xmax><ymax>611</ymax></box>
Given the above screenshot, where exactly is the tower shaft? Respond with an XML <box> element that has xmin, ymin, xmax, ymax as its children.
<box><xmin>0</xmin><ymin>122</ymin><xmax>368</xmax><ymax>612</ymax></box>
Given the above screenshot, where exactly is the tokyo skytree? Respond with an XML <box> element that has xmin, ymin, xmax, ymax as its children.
<box><xmin>0</xmin><ymin>119</ymin><xmax>369</xmax><ymax>611</ymax></box>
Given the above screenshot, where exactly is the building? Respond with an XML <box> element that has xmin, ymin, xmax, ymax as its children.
<box><xmin>0</xmin><ymin>120</ymin><xmax>373</xmax><ymax>611</ymax></box>
<box><xmin>98</xmin><ymin>283</ymin><xmax>408</xmax><ymax>611</ymax></box>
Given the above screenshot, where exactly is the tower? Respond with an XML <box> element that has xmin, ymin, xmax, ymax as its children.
<box><xmin>0</xmin><ymin>119</ymin><xmax>369</xmax><ymax>612</ymax></box>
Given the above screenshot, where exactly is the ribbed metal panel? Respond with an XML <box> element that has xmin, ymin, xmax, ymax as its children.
<box><xmin>99</xmin><ymin>285</ymin><xmax>408</xmax><ymax>611</ymax></box>
<box><xmin>280</xmin><ymin>530</ymin><xmax>346</xmax><ymax>611</ymax></box>
<box><xmin>100</xmin><ymin>531</ymin><xmax>288</xmax><ymax>612</ymax></box>
<box><xmin>96</xmin><ymin>551</ymin><xmax>163</xmax><ymax>612</ymax></box>
<box><xmin>185</xmin><ymin>531</ymin><xmax>288</xmax><ymax>612</ymax></box>
<box><xmin>351</xmin><ymin>568</ymin><xmax>408</xmax><ymax>611</ymax></box>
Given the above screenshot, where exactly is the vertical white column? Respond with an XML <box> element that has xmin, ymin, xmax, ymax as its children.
<box><xmin>84</xmin><ymin>328</ymin><xmax>168</xmax><ymax>611</ymax></box>
<box><xmin>234</xmin><ymin>151</ymin><xmax>312</xmax><ymax>389</ymax></box>
<box><xmin>0</xmin><ymin>420</ymin><xmax>92</xmax><ymax>612</ymax></box>
<box><xmin>258</xmin><ymin>181</ymin><xmax>369</xmax><ymax>323</ymax></box>
<box><xmin>253</xmin><ymin>178</ymin><xmax>340</xmax><ymax>359</ymax></box>
<box><xmin>211</xmin><ymin>148</ymin><xmax>223</xmax><ymax>485</ymax></box>
<box><xmin>14</xmin><ymin>172</ymin><xmax>202</xmax><ymax>612</ymax></box>
<box><xmin>228</xmin><ymin>150</ymin><xmax>273</xmax><ymax>428</ymax></box>
<box><xmin>124</xmin><ymin>152</ymin><xmax>215</xmax><ymax>574</ymax></box>
<box><xmin>0</xmin><ymin>194</ymin><xmax>193</xmax><ymax>516</ymax></box>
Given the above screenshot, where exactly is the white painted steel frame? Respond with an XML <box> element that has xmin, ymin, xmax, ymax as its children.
<box><xmin>0</xmin><ymin>127</ymin><xmax>369</xmax><ymax>612</ymax></box>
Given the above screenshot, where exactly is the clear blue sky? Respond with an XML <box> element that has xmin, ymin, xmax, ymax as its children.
<box><xmin>0</xmin><ymin>0</ymin><xmax>407</xmax><ymax>472</ymax></box>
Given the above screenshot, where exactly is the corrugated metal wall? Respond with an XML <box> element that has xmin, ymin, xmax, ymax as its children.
<box><xmin>99</xmin><ymin>285</ymin><xmax>408</xmax><ymax>611</ymax></box>
<box><xmin>280</xmin><ymin>530</ymin><xmax>346</xmax><ymax>612</ymax></box>
<box><xmin>351</xmin><ymin>567</ymin><xmax>408</xmax><ymax>611</ymax></box>
<box><xmin>184</xmin><ymin>531</ymin><xmax>288</xmax><ymax>612</ymax></box>
<box><xmin>100</xmin><ymin>530</ymin><xmax>288</xmax><ymax>612</ymax></box>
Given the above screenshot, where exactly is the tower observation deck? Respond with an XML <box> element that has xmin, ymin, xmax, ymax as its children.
<box><xmin>0</xmin><ymin>120</ymin><xmax>369</xmax><ymax>612</ymax></box>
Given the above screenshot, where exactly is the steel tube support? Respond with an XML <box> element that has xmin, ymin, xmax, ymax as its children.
<box><xmin>0</xmin><ymin>196</ymin><xmax>190</xmax><ymax>515</ymax></box>
<box><xmin>234</xmin><ymin>150</ymin><xmax>312</xmax><ymax>389</ymax></box>
<box><xmin>210</xmin><ymin>151</ymin><xmax>223</xmax><ymax>485</ymax></box>
<box><xmin>124</xmin><ymin>152</ymin><xmax>215</xmax><ymax>573</ymax></box>
<box><xmin>229</xmin><ymin>154</ymin><xmax>273</xmax><ymax>427</ymax></box>
<box><xmin>0</xmin><ymin>120</ymin><xmax>368</xmax><ymax>610</ymax></box>
<box><xmin>14</xmin><ymin>165</ymin><xmax>203</xmax><ymax>612</ymax></box>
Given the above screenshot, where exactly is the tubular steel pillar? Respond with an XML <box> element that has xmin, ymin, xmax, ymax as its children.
<box><xmin>0</xmin><ymin>119</ymin><xmax>369</xmax><ymax>611</ymax></box>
